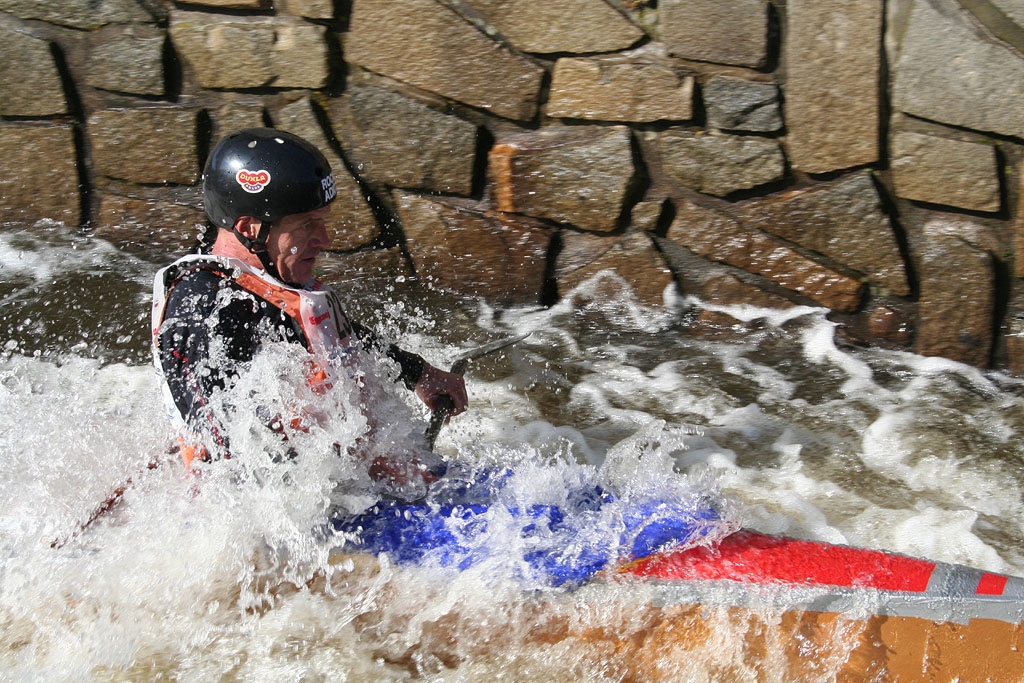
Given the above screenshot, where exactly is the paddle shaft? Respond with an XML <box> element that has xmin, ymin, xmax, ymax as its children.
<box><xmin>51</xmin><ymin>459</ymin><xmax>159</xmax><ymax>549</ymax></box>
<box><xmin>425</xmin><ymin>333</ymin><xmax>530</xmax><ymax>449</ymax></box>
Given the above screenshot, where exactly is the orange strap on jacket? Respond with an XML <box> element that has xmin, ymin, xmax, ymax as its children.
<box><xmin>235</xmin><ymin>271</ymin><xmax>335</xmax><ymax>392</ymax></box>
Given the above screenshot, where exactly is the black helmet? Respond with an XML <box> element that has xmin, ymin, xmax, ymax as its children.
<box><xmin>203</xmin><ymin>127</ymin><xmax>337</xmax><ymax>229</ymax></box>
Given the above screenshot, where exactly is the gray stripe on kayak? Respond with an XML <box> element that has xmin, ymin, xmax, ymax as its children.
<box><xmin>593</xmin><ymin>565</ymin><xmax>1024</xmax><ymax>625</ymax></box>
<box><xmin>926</xmin><ymin>563</ymin><xmax>981</xmax><ymax>599</ymax></box>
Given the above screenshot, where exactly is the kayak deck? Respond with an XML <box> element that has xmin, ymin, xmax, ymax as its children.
<box><xmin>616</xmin><ymin>529</ymin><xmax>1024</xmax><ymax>625</ymax></box>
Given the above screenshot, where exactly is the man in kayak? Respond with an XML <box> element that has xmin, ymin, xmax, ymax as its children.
<box><xmin>151</xmin><ymin>127</ymin><xmax>468</xmax><ymax>494</ymax></box>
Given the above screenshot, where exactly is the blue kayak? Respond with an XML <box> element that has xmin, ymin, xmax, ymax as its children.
<box><xmin>330</xmin><ymin>470</ymin><xmax>727</xmax><ymax>588</ymax></box>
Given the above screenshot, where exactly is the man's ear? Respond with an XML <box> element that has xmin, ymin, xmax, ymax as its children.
<box><xmin>233</xmin><ymin>216</ymin><xmax>263</xmax><ymax>240</ymax></box>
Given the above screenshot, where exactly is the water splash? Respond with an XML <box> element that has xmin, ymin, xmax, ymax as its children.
<box><xmin>3</xmin><ymin>233</ymin><xmax>1024</xmax><ymax>680</ymax></box>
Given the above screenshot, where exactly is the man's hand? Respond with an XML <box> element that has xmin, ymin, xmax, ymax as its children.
<box><xmin>414</xmin><ymin>362</ymin><xmax>468</xmax><ymax>420</ymax></box>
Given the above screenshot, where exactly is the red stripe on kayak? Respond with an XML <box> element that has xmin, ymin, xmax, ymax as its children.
<box><xmin>977</xmin><ymin>572</ymin><xmax>1008</xmax><ymax>596</ymax></box>
<box><xmin>622</xmin><ymin>530</ymin><xmax>936</xmax><ymax>593</ymax></box>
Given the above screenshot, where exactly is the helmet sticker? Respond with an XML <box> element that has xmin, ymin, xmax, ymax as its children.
<box><xmin>321</xmin><ymin>173</ymin><xmax>336</xmax><ymax>202</ymax></box>
<box><xmin>236</xmin><ymin>169</ymin><xmax>271</xmax><ymax>194</ymax></box>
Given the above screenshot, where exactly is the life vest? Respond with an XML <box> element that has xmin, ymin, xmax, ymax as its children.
<box><xmin>151</xmin><ymin>254</ymin><xmax>359</xmax><ymax>467</ymax></box>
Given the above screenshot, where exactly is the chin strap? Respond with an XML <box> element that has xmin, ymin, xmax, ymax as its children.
<box><xmin>231</xmin><ymin>221</ymin><xmax>282</xmax><ymax>281</ymax></box>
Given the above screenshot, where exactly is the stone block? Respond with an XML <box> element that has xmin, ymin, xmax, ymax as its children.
<box><xmin>891</xmin><ymin>131</ymin><xmax>1000</xmax><ymax>213</ymax></box>
<box><xmin>1005</xmin><ymin>312</ymin><xmax>1024</xmax><ymax>377</ymax></box>
<box><xmin>169</xmin><ymin>10</ymin><xmax>327</xmax><ymax>90</ymax></box>
<box><xmin>704</xmin><ymin>75</ymin><xmax>781</xmax><ymax>133</ymax></box>
<box><xmin>700</xmin><ymin>273</ymin><xmax>797</xmax><ymax>310</ymax></box>
<box><xmin>656</xmin><ymin>235</ymin><xmax>805</xmax><ymax>310</ymax></box>
<box><xmin>182</xmin><ymin>0</ymin><xmax>267</xmax><ymax>7</ymax></box>
<box><xmin>328</xmin><ymin>82</ymin><xmax>479</xmax><ymax>195</ymax></box>
<box><xmin>93</xmin><ymin>191</ymin><xmax>206</xmax><ymax>253</ymax></box>
<box><xmin>895</xmin><ymin>0</ymin><xmax>1024</xmax><ymax>139</ymax></box>
<box><xmin>0</xmin><ymin>0</ymin><xmax>158</xmax><ymax>29</ymax></box>
<box><xmin>0</xmin><ymin>26</ymin><xmax>66</xmax><ymax>116</ymax></box>
<box><xmin>316</xmin><ymin>248</ymin><xmax>417</xmax><ymax>330</ymax></box>
<box><xmin>212</xmin><ymin>102</ymin><xmax>267</xmax><ymax>141</ymax></box>
<box><xmin>89</xmin><ymin>108</ymin><xmax>199</xmax><ymax>185</ymax></box>
<box><xmin>0</xmin><ymin>123</ymin><xmax>81</xmax><ymax>226</ymax></box>
<box><xmin>461</xmin><ymin>0</ymin><xmax>643</xmax><ymax>54</ymax></box>
<box><xmin>271</xmin><ymin>98</ymin><xmax>381</xmax><ymax>251</ymax></box>
<box><xmin>489</xmin><ymin>126</ymin><xmax>635</xmax><ymax>233</ymax></box>
<box><xmin>556</xmin><ymin>231</ymin><xmax>676</xmax><ymax>308</ymax></box>
<box><xmin>866</xmin><ymin>302</ymin><xmax>913</xmax><ymax>346</ymax></box>
<box><xmin>992</xmin><ymin>0</ymin><xmax>1024</xmax><ymax>29</ymax></box>
<box><xmin>666</xmin><ymin>197</ymin><xmax>865</xmax><ymax>312</ymax></box>
<box><xmin>547</xmin><ymin>57</ymin><xmax>693</xmax><ymax>123</ymax></box>
<box><xmin>395</xmin><ymin>192</ymin><xmax>551</xmax><ymax>305</ymax></box>
<box><xmin>785</xmin><ymin>0</ymin><xmax>882</xmax><ymax>173</ymax></box>
<box><xmin>916</xmin><ymin>227</ymin><xmax>995</xmax><ymax>367</ymax></box>
<box><xmin>345</xmin><ymin>0</ymin><xmax>545</xmax><ymax>121</ymax></box>
<box><xmin>658</xmin><ymin>130</ymin><xmax>785</xmax><ymax>198</ymax></box>
<box><xmin>737</xmin><ymin>173</ymin><xmax>909</xmax><ymax>296</ymax></box>
<box><xmin>86</xmin><ymin>25</ymin><xmax>165</xmax><ymax>96</ymax></box>
<box><xmin>317</xmin><ymin>247</ymin><xmax>412</xmax><ymax>292</ymax></box>
<box><xmin>660</xmin><ymin>0</ymin><xmax>768</xmax><ymax>68</ymax></box>
<box><xmin>276</xmin><ymin>0</ymin><xmax>332</xmax><ymax>17</ymax></box>
<box><xmin>631</xmin><ymin>199</ymin><xmax>665</xmax><ymax>231</ymax></box>
<box><xmin>1015</xmin><ymin>165</ymin><xmax>1024</xmax><ymax>279</ymax></box>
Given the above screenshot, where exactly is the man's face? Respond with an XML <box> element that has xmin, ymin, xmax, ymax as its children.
<box><xmin>266</xmin><ymin>205</ymin><xmax>332</xmax><ymax>285</ymax></box>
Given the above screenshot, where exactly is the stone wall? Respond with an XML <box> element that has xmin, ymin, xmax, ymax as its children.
<box><xmin>3</xmin><ymin>0</ymin><xmax>1024</xmax><ymax>371</ymax></box>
